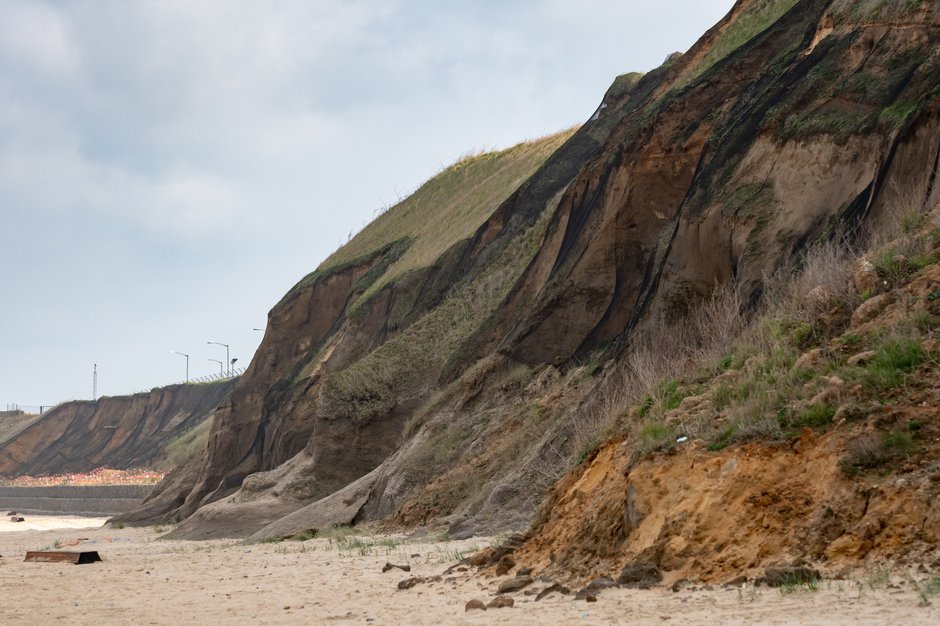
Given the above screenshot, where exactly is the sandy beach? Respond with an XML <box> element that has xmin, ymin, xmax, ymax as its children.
<box><xmin>0</xmin><ymin>516</ymin><xmax>938</xmax><ymax>625</ymax></box>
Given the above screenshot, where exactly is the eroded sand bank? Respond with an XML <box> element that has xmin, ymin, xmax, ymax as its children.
<box><xmin>1</xmin><ymin>518</ymin><xmax>938</xmax><ymax>625</ymax></box>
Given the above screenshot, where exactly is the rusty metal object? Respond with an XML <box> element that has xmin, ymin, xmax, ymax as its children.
<box><xmin>24</xmin><ymin>550</ymin><xmax>102</xmax><ymax>564</ymax></box>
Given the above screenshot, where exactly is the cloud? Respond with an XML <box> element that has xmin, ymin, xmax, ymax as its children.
<box><xmin>0</xmin><ymin>0</ymin><xmax>79</xmax><ymax>77</ymax></box>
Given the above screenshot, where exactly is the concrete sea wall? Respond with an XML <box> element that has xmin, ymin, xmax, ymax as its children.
<box><xmin>0</xmin><ymin>485</ymin><xmax>154</xmax><ymax>516</ymax></box>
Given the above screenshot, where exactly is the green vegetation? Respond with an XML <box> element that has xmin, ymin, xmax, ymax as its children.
<box><xmin>586</xmin><ymin>202</ymin><xmax>940</xmax><ymax>468</ymax></box>
<box><xmin>777</xmin><ymin>109</ymin><xmax>878</xmax><ymax>142</ymax></box>
<box><xmin>317</xmin><ymin>202</ymin><xmax>555</xmax><ymax>425</ymax></box>
<box><xmin>840</xmin><ymin>428</ymin><xmax>916</xmax><ymax>474</ymax></box>
<box><xmin>857</xmin><ymin>335</ymin><xmax>925</xmax><ymax>390</ymax></box>
<box><xmin>880</xmin><ymin>100</ymin><xmax>921</xmax><ymax>127</ymax></box>
<box><xmin>791</xmin><ymin>403</ymin><xmax>837</xmax><ymax>428</ymax></box>
<box><xmin>159</xmin><ymin>416</ymin><xmax>213</xmax><ymax>469</ymax></box>
<box><xmin>837</xmin><ymin>0</ymin><xmax>926</xmax><ymax>20</ymax></box>
<box><xmin>722</xmin><ymin>181</ymin><xmax>776</xmax><ymax>220</ymax></box>
<box><xmin>310</xmin><ymin>130</ymin><xmax>574</xmax><ymax>305</ymax></box>
<box><xmin>679</xmin><ymin>0</ymin><xmax>799</xmax><ymax>87</ymax></box>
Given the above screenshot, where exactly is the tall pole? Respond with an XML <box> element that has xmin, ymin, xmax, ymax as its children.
<box><xmin>169</xmin><ymin>351</ymin><xmax>190</xmax><ymax>382</ymax></box>
<box><xmin>93</xmin><ymin>364</ymin><xmax>97</xmax><ymax>400</ymax></box>
<box><xmin>207</xmin><ymin>341</ymin><xmax>230</xmax><ymax>376</ymax></box>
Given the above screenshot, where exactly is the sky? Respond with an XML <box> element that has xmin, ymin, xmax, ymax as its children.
<box><xmin>0</xmin><ymin>0</ymin><xmax>736</xmax><ymax>410</ymax></box>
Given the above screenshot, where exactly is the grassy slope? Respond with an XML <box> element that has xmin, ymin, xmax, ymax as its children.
<box><xmin>678</xmin><ymin>0</ymin><xmax>799</xmax><ymax>88</ymax></box>
<box><xmin>0</xmin><ymin>412</ymin><xmax>40</xmax><ymax>446</ymax></box>
<box><xmin>317</xmin><ymin>129</ymin><xmax>575</xmax><ymax>301</ymax></box>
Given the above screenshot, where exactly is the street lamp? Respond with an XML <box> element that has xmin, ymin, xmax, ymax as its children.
<box><xmin>209</xmin><ymin>358</ymin><xmax>223</xmax><ymax>375</ymax></box>
<box><xmin>169</xmin><ymin>350</ymin><xmax>190</xmax><ymax>382</ymax></box>
<box><xmin>207</xmin><ymin>341</ymin><xmax>230</xmax><ymax>376</ymax></box>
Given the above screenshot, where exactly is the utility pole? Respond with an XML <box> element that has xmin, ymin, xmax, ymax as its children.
<box><xmin>93</xmin><ymin>364</ymin><xmax>97</xmax><ymax>400</ymax></box>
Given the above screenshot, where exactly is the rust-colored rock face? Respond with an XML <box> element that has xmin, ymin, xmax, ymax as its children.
<box><xmin>0</xmin><ymin>379</ymin><xmax>236</xmax><ymax>476</ymax></box>
<box><xmin>116</xmin><ymin>0</ymin><xmax>940</xmax><ymax>552</ymax></box>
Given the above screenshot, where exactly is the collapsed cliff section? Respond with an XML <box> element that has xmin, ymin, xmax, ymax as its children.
<box><xmin>513</xmin><ymin>234</ymin><xmax>940</xmax><ymax>585</ymax></box>
<box><xmin>0</xmin><ymin>379</ymin><xmax>236</xmax><ymax>477</ymax></box>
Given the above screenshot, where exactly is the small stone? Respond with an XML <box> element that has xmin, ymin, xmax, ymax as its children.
<box><xmin>575</xmin><ymin>577</ymin><xmax>618</xmax><ymax>599</ymax></box>
<box><xmin>853</xmin><ymin>259</ymin><xmax>879</xmax><ymax>295</ymax></box>
<box><xmin>487</xmin><ymin>596</ymin><xmax>514</xmax><ymax>609</ymax></box>
<box><xmin>847</xmin><ymin>351</ymin><xmax>876</xmax><ymax>366</ymax></box>
<box><xmin>678</xmin><ymin>395</ymin><xmax>702</xmax><ymax>412</ymax></box>
<box><xmin>397</xmin><ymin>577</ymin><xmax>426</xmax><ymax>590</ymax></box>
<box><xmin>722</xmin><ymin>575</ymin><xmax>748</xmax><ymax>587</ymax></box>
<box><xmin>851</xmin><ymin>293</ymin><xmax>894</xmax><ymax>327</ymax></box>
<box><xmin>382</xmin><ymin>562</ymin><xmax>411</xmax><ymax>573</ymax></box>
<box><xmin>671</xmin><ymin>578</ymin><xmax>690</xmax><ymax>592</ymax></box>
<box><xmin>495</xmin><ymin>554</ymin><xmax>516</xmax><ymax>576</ymax></box>
<box><xmin>617</xmin><ymin>562</ymin><xmax>662</xmax><ymax>589</ymax></box>
<box><xmin>793</xmin><ymin>349</ymin><xmax>823</xmax><ymax>371</ymax></box>
<box><xmin>497</xmin><ymin>575</ymin><xmax>534</xmax><ymax>594</ymax></box>
<box><xmin>585</xmin><ymin>595</ymin><xmax>598</xmax><ymax>603</ymax></box>
<box><xmin>516</xmin><ymin>566</ymin><xmax>533</xmax><ymax>577</ymax></box>
<box><xmin>464</xmin><ymin>599</ymin><xmax>487</xmax><ymax>612</ymax></box>
<box><xmin>536</xmin><ymin>583</ymin><xmax>571</xmax><ymax>601</ymax></box>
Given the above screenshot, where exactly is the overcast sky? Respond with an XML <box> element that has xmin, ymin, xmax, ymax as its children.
<box><xmin>1</xmin><ymin>0</ymin><xmax>735</xmax><ymax>409</ymax></box>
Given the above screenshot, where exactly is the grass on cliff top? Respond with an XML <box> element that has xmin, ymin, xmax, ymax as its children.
<box><xmin>316</xmin><ymin>129</ymin><xmax>574</xmax><ymax>298</ymax></box>
<box><xmin>0</xmin><ymin>411</ymin><xmax>40</xmax><ymax>446</ymax></box>
<box><xmin>678</xmin><ymin>0</ymin><xmax>798</xmax><ymax>88</ymax></box>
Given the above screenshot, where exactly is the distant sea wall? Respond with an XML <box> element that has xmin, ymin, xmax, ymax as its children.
<box><xmin>0</xmin><ymin>485</ymin><xmax>154</xmax><ymax>516</ymax></box>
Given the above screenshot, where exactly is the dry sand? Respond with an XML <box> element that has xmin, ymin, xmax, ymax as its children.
<box><xmin>1</xmin><ymin>516</ymin><xmax>938</xmax><ymax>625</ymax></box>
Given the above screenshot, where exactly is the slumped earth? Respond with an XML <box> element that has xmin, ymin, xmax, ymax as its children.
<box><xmin>0</xmin><ymin>518</ymin><xmax>938</xmax><ymax>625</ymax></box>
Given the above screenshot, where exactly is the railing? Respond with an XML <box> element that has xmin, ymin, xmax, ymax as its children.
<box><xmin>178</xmin><ymin>366</ymin><xmax>246</xmax><ymax>386</ymax></box>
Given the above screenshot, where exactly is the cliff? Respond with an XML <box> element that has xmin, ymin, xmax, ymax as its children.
<box><xmin>115</xmin><ymin>0</ymin><xmax>940</xmax><ymax>576</ymax></box>
<box><xmin>0</xmin><ymin>379</ymin><xmax>236</xmax><ymax>477</ymax></box>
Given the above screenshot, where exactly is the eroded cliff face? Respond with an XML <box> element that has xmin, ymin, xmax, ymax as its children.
<box><xmin>0</xmin><ymin>379</ymin><xmax>236</xmax><ymax>477</ymax></box>
<box><xmin>117</xmin><ymin>0</ymin><xmax>940</xmax><ymax>548</ymax></box>
<box><xmin>122</xmin><ymin>128</ymin><xmax>602</xmax><ymax>537</ymax></box>
<box><xmin>504</xmin><ymin>0</ymin><xmax>940</xmax><ymax>364</ymax></box>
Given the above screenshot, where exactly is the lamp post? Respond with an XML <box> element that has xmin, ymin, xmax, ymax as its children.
<box><xmin>207</xmin><ymin>341</ymin><xmax>230</xmax><ymax>376</ymax></box>
<box><xmin>209</xmin><ymin>358</ymin><xmax>223</xmax><ymax>375</ymax></box>
<box><xmin>169</xmin><ymin>350</ymin><xmax>190</xmax><ymax>382</ymax></box>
